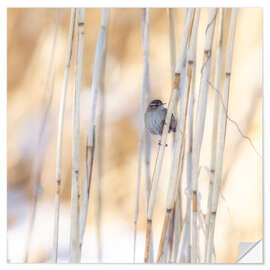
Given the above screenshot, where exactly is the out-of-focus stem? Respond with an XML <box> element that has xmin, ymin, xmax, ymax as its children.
<box><xmin>24</xmin><ymin>9</ymin><xmax>61</xmax><ymax>263</ymax></box>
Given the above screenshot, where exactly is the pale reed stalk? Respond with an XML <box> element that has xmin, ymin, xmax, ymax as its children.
<box><xmin>70</xmin><ymin>8</ymin><xmax>85</xmax><ymax>263</ymax></box>
<box><xmin>204</xmin><ymin>8</ymin><xmax>225</xmax><ymax>262</ymax></box>
<box><xmin>156</xmin><ymin>8</ymin><xmax>199</xmax><ymax>263</ymax></box>
<box><xmin>79</xmin><ymin>8</ymin><xmax>109</xmax><ymax>261</ymax></box>
<box><xmin>169</xmin><ymin>8</ymin><xmax>177</xmax><ymax>148</ymax></box>
<box><xmin>144</xmin><ymin>8</ymin><xmax>194</xmax><ymax>263</ymax></box>
<box><xmin>175</xmin><ymin>9</ymin><xmax>199</xmax><ymax>264</ymax></box>
<box><xmin>165</xmin><ymin>146</ymin><xmax>186</xmax><ymax>263</ymax></box>
<box><xmin>170</xmin><ymin>143</ymin><xmax>185</xmax><ymax>262</ymax></box>
<box><xmin>143</xmin><ymin>8</ymin><xmax>154</xmax><ymax>263</ymax></box>
<box><xmin>181</xmin><ymin>18</ymin><xmax>199</xmax><ymax>265</ymax></box>
<box><xmin>167</xmin><ymin>8</ymin><xmax>179</xmax><ymax>261</ymax></box>
<box><xmin>87</xmin><ymin>8</ymin><xmax>110</xmax><ymax>149</ymax></box>
<box><xmin>96</xmin><ymin>16</ymin><xmax>108</xmax><ymax>263</ymax></box>
<box><xmin>96</xmin><ymin>59</ymin><xmax>106</xmax><ymax>264</ymax></box>
<box><xmin>134</xmin><ymin>8</ymin><xmax>152</xmax><ymax>263</ymax></box>
<box><xmin>79</xmin><ymin>127</ymin><xmax>95</xmax><ymax>259</ymax></box>
<box><xmin>53</xmin><ymin>8</ymin><xmax>75</xmax><ymax>263</ymax></box>
<box><xmin>190</xmin><ymin>8</ymin><xmax>217</xmax><ymax>263</ymax></box>
<box><xmin>143</xmin><ymin>8</ymin><xmax>152</xmax><ymax>208</ymax></box>
<box><xmin>206</xmin><ymin>8</ymin><xmax>238</xmax><ymax>263</ymax></box>
<box><xmin>162</xmin><ymin>7</ymin><xmax>177</xmax><ymax>263</ymax></box>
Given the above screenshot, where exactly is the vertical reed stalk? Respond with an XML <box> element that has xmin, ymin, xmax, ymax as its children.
<box><xmin>86</xmin><ymin>8</ymin><xmax>109</xmax><ymax>166</ymax></box>
<box><xmin>190</xmin><ymin>8</ymin><xmax>217</xmax><ymax>263</ymax></box>
<box><xmin>79</xmin><ymin>8</ymin><xmax>109</xmax><ymax>262</ymax></box>
<box><xmin>143</xmin><ymin>9</ymin><xmax>152</xmax><ymax>208</ymax></box>
<box><xmin>204</xmin><ymin>8</ymin><xmax>225</xmax><ymax>262</ymax></box>
<box><xmin>96</xmin><ymin>96</ymin><xmax>104</xmax><ymax>263</ymax></box>
<box><xmin>169</xmin><ymin>7</ymin><xmax>177</xmax><ymax>157</ymax></box>
<box><xmin>24</xmin><ymin>9</ymin><xmax>61</xmax><ymax>263</ymax></box>
<box><xmin>143</xmin><ymin>8</ymin><xmax>154</xmax><ymax>263</ymax></box>
<box><xmin>206</xmin><ymin>8</ymin><xmax>238</xmax><ymax>263</ymax></box>
<box><xmin>170</xmin><ymin>142</ymin><xmax>186</xmax><ymax>262</ymax></box>
<box><xmin>134</xmin><ymin>7</ymin><xmax>152</xmax><ymax>263</ymax></box>
<box><xmin>167</xmin><ymin>9</ymin><xmax>178</xmax><ymax>262</ymax></box>
<box><xmin>181</xmin><ymin>12</ymin><xmax>199</xmax><ymax>264</ymax></box>
<box><xmin>70</xmin><ymin>8</ymin><xmax>85</xmax><ymax>263</ymax></box>
<box><xmin>156</xmin><ymin>8</ymin><xmax>199</xmax><ymax>263</ymax></box>
<box><xmin>79</xmin><ymin>127</ymin><xmax>96</xmax><ymax>257</ymax></box>
<box><xmin>176</xmin><ymin>18</ymin><xmax>199</xmax><ymax>259</ymax></box>
<box><xmin>96</xmin><ymin>34</ymin><xmax>108</xmax><ymax>263</ymax></box>
<box><xmin>144</xmin><ymin>9</ymin><xmax>196</xmax><ymax>263</ymax></box>
<box><xmin>52</xmin><ymin>8</ymin><xmax>75</xmax><ymax>263</ymax></box>
<box><xmin>176</xmin><ymin>216</ymin><xmax>189</xmax><ymax>262</ymax></box>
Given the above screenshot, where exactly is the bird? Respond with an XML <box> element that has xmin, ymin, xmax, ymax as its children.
<box><xmin>144</xmin><ymin>99</ymin><xmax>177</xmax><ymax>138</ymax></box>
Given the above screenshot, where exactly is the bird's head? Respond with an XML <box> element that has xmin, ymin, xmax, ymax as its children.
<box><xmin>149</xmin><ymin>99</ymin><xmax>166</xmax><ymax>109</ymax></box>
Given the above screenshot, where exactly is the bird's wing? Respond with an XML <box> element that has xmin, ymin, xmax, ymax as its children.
<box><xmin>161</xmin><ymin>107</ymin><xmax>177</xmax><ymax>132</ymax></box>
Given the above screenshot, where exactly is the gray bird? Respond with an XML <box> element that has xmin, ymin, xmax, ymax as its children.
<box><xmin>144</xmin><ymin>99</ymin><xmax>177</xmax><ymax>136</ymax></box>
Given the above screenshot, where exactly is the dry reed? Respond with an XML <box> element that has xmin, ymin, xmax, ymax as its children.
<box><xmin>69</xmin><ymin>8</ymin><xmax>85</xmax><ymax>263</ymax></box>
<box><xmin>52</xmin><ymin>8</ymin><xmax>75</xmax><ymax>263</ymax></box>
<box><xmin>206</xmin><ymin>8</ymin><xmax>238</xmax><ymax>263</ymax></box>
<box><xmin>204</xmin><ymin>8</ymin><xmax>225</xmax><ymax>262</ymax></box>
<box><xmin>79</xmin><ymin>8</ymin><xmax>110</xmax><ymax>262</ymax></box>
<box><xmin>144</xmin><ymin>8</ymin><xmax>197</xmax><ymax>262</ymax></box>
<box><xmin>176</xmin><ymin>8</ymin><xmax>200</xmax><ymax>264</ymax></box>
<box><xmin>190</xmin><ymin>8</ymin><xmax>217</xmax><ymax>263</ymax></box>
<box><xmin>133</xmin><ymin>7</ymin><xmax>152</xmax><ymax>263</ymax></box>
<box><xmin>156</xmin><ymin>8</ymin><xmax>196</xmax><ymax>263</ymax></box>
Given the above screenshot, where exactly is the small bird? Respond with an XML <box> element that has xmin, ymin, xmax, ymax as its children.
<box><xmin>144</xmin><ymin>99</ymin><xmax>177</xmax><ymax>137</ymax></box>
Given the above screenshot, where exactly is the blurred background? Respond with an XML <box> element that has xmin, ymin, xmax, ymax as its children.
<box><xmin>7</xmin><ymin>8</ymin><xmax>262</xmax><ymax>263</ymax></box>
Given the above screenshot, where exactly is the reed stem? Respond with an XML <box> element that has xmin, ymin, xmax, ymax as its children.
<box><xmin>79</xmin><ymin>8</ymin><xmax>110</xmax><ymax>262</ymax></box>
<box><xmin>70</xmin><ymin>8</ymin><xmax>85</xmax><ymax>263</ymax></box>
<box><xmin>206</xmin><ymin>9</ymin><xmax>238</xmax><ymax>263</ymax></box>
<box><xmin>204</xmin><ymin>8</ymin><xmax>225</xmax><ymax>262</ymax></box>
<box><xmin>134</xmin><ymin>7</ymin><xmax>152</xmax><ymax>263</ymax></box>
<box><xmin>53</xmin><ymin>8</ymin><xmax>75</xmax><ymax>263</ymax></box>
<box><xmin>191</xmin><ymin>8</ymin><xmax>217</xmax><ymax>263</ymax></box>
<box><xmin>156</xmin><ymin>8</ymin><xmax>200</xmax><ymax>263</ymax></box>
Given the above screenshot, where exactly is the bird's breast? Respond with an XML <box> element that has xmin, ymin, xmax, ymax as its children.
<box><xmin>145</xmin><ymin>109</ymin><xmax>166</xmax><ymax>135</ymax></box>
